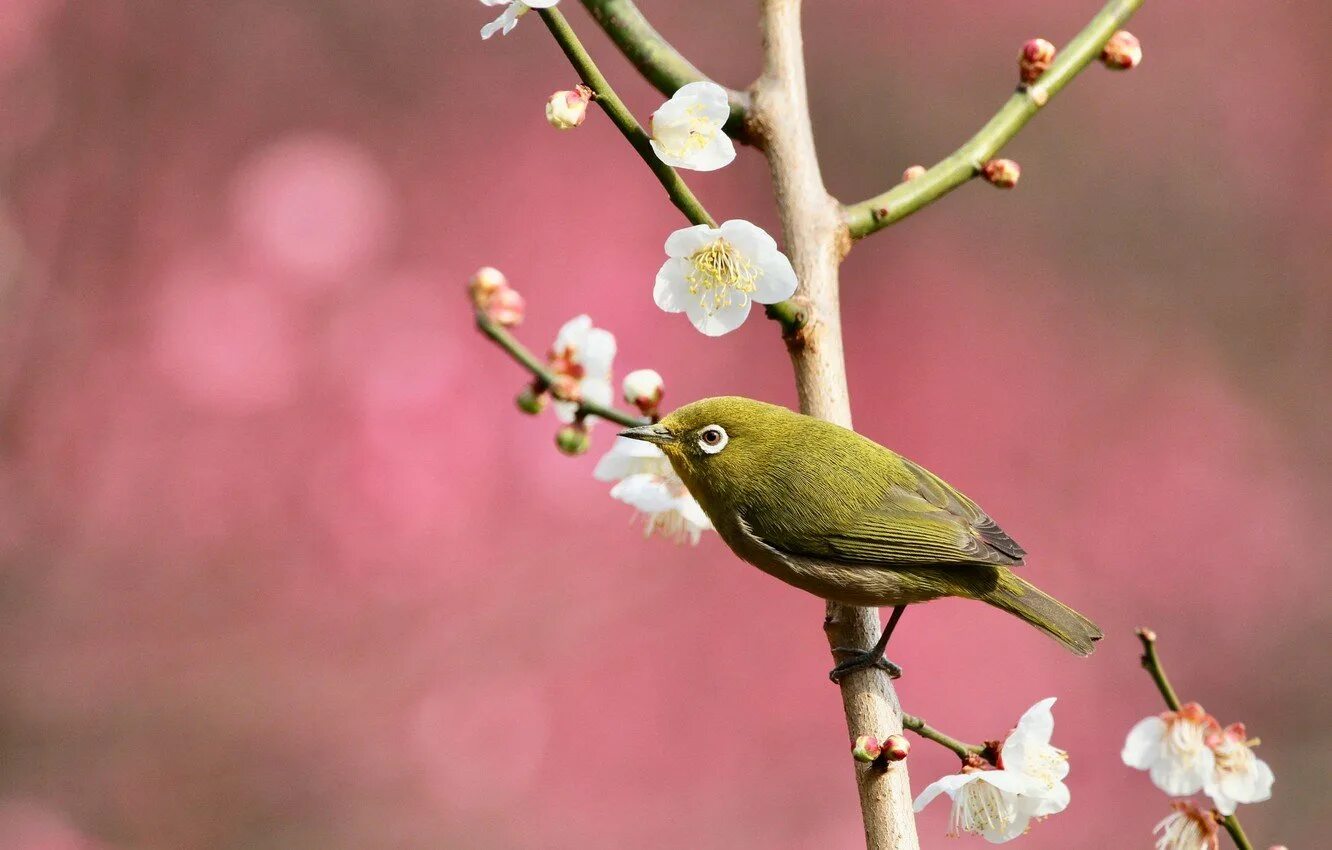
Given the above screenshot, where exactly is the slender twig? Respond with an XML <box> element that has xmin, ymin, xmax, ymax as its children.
<box><xmin>474</xmin><ymin>307</ymin><xmax>646</xmax><ymax>428</ymax></box>
<box><xmin>842</xmin><ymin>0</ymin><xmax>1146</xmax><ymax>240</ymax></box>
<box><xmin>578</xmin><ymin>0</ymin><xmax>754</xmax><ymax>144</ymax></box>
<box><xmin>901</xmin><ymin>713</ymin><xmax>986</xmax><ymax>762</ymax></box>
<box><xmin>539</xmin><ymin>7</ymin><xmax>715</xmax><ymax>228</ymax></box>
<box><xmin>1135</xmin><ymin>628</ymin><xmax>1255</xmax><ymax>850</ymax></box>
<box><xmin>537</xmin><ymin>7</ymin><xmax>805</xmax><ymax>336</ymax></box>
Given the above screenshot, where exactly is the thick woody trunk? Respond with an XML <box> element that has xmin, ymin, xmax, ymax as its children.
<box><xmin>749</xmin><ymin>2</ymin><xmax>920</xmax><ymax>847</ymax></box>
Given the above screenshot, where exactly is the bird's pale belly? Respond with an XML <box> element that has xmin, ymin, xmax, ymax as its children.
<box><xmin>719</xmin><ymin>512</ymin><xmax>957</xmax><ymax>607</ymax></box>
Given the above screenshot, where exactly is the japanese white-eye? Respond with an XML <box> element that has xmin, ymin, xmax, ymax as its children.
<box><xmin>620</xmin><ymin>396</ymin><xmax>1101</xmax><ymax>680</ymax></box>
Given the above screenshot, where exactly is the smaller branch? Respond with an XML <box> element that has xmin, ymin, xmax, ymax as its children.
<box><xmin>842</xmin><ymin>0</ymin><xmax>1145</xmax><ymax>240</ymax></box>
<box><xmin>901</xmin><ymin>712</ymin><xmax>986</xmax><ymax>762</ymax></box>
<box><xmin>578</xmin><ymin>0</ymin><xmax>754</xmax><ymax>144</ymax></box>
<box><xmin>474</xmin><ymin>307</ymin><xmax>646</xmax><ymax>428</ymax></box>
<box><xmin>1134</xmin><ymin>628</ymin><xmax>1254</xmax><ymax>850</ymax></box>
<box><xmin>539</xmin><ymin>8</ymin><xmax>715</xmax><ymax>228</ymax></box>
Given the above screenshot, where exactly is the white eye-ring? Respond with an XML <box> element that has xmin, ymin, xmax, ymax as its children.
<box><xmin>697</xmin><ymin>425</ymin><xmax>729</xmax><ymax>454</ymax></box>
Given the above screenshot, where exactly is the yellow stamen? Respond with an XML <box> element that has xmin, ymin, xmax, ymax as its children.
<box><xmin>686</xmin><ymin>238</ymin><xmax>762</xmax><ymax>315</ymax></box>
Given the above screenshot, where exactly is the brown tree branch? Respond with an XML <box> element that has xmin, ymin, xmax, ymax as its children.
<box><xmin>749</xmin><ymin>1</ymin><xmax>918</xmax><ymax>846</ymax></box>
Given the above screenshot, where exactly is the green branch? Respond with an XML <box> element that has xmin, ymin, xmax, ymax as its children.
<box><xmin>842</xmin><ymin>0</ymin><xmax>1146</xmax><ymax>239</ymax></box>
<box><xmin>539</xmin><ymin>7</ymin><xmax>715</xmax><ymax>228</ymax></box>
<box><xmin>1135</xmin><ymin>628</ymin><xmax>1254</xmax><ymax>850</ymax></box>
<box><xmin>578</xmin><ymin>0</ymin><xmax>753</xmax><ymax>144</ymax></box>
<box><xmin>538</xmin><ymin>7</ymin><xmax>804</xmax><ymax>337</ymax></box>
<box><xmin>474</xmin><ymin>307</ymin><xmax>646</xmax><ymax>428</ymax></box>
<box><xmin>901</xmin><ymin>712</ymin><xmax>986</xmax><ymax>762</ymax></box>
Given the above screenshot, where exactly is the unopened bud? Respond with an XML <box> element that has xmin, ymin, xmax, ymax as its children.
<box><xmin>1018</xmin><ymin>38</ymin><xmax>1057</xmax><ymax>85</ymax></box>
<box><xmin>516</xmin><ymin>384</ymin><xmax>548</xmax><ymax>415</ymax></box>
<box><xmin>852</xmin><ymin>735</ymin><xmax>883</xmax><ymax>763</ymax></box>
<box><xmin>485</xmin><ymin>285</ymin><xmax>526</xmax><ymax>327</ymax></box>
<box><xmin>1101</xmin><ymin>30</ymin><xmax>1142</xmax><ymax>70</ymax></box>
<box><xmin>1269</xmin><ymin>845</ymin><xmax>1289</xmax><ymax>850</ymax></box>
<box><xmin>881</xmin><ymin>734</ymin><xmax>911</xmax><ymax>762</ymax></box>
<box><xmin>902</xmin><ymin>165</ymin><xmax>926</xmax><ymax>182</ymax></box>
<box><xmin>468</xmin><ymin>266</ymin><xmax>508</xmax><ymax>308</ymax></box>
<box><xmin>546</xmin><ymin>84</ymin><xmax>593</xmax><ymax>130</ymax></box>
<box><xmin>622</xmin><ymin>368</ymin><xmax>664</xmax><ymax>416</ymax></box>
<box><xmin>981</xmin><ymin>158</ymin><xmax>1021</xmax><ymax>188</ymax></box>
<box><xmin>555</xmin><ymin>422</ymin><xmax>590</xmax><ymax>456</ymax></box>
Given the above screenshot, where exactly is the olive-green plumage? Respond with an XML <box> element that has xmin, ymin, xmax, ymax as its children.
<box><xmin>621</xmin><ymin>396</ymin><xmax>1101</xmax><ymax>656</ymax></box>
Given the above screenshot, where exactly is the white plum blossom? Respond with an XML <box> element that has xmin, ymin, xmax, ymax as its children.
<box><xmin>654</xmin><ymin>219</ymin><xmax>798</xmax><ymax>336</ymax></box>
<box><xmin>594</xmin><ymin>437</ymin><xmax>711</xmax><ymax>544</ymax></box>
<box><xmin>479</xmin><ymin>0</ymin><xmax>559</xmax><ymax>40</ymax></box>
<box><xmin>914</xmin><ymin>698</ymin><xmax>1070</xmax><ymax>843</ymax></box>
<box><xmin>914</xmin><ymin>768</ymin><xmax>1041</xmax><ymax>844</ymax></box>
<box><xmin>1203</xmin><ymin>722</ymin><xmax>1274</xmax><ymax>815</ymax></box>
<box><xmin>548</xmin><ymin>315</ymin><xmax>615</xmax><ymax>425</ymax></box>
<box><xmin>648</xmin><ymin>82</ymin><xmax>736</xmax><ymax>171</ymax></box>
<box><xmin>1122</xmin><ymin>702</ymin><xmax>1218</xmax><ymax>796</ymax></box>
<box><xmin>1153</xmin><ymin>802</ymin><xmax>1220</xmax><ymax>850</ymax></box>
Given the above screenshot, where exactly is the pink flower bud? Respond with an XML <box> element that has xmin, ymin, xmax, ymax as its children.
<box><xmin>881</xmin><ymin>734</ymin><xmax>910</xmax><ymax>762</ymax></box>
<box><xmin>468</xmin><ymin>266</ymin><xmax>508</xmax><ymax>308</ymax></box>
<box><xmin>901</xmin><ymin>165</ymin><xmax>926</xmax><ymax>182</ymax></box>
<box><xmin>485</xmin><ymin>285</ymin><xmax>526</xmax><ymax>328</ymax></box>
<box><xmin>546</xmin><ymin>84</ymin><xmax>593</xmax><ymax>130</ymax></box>
<box><xmin>1018</xmin><ymin>38</ymin><xmax>1057</xmax><ymax>85</ymax></box>
<box><xmin>1101</xmin><ymin>30</ymin><xmax>1142</xmax><ymax>70</ymax></box>
<box><xmin>555</xmin><ymin>422</ymin><xmax>590</xmax><ymax>456</ymax></box>
<box><xmin>516</xmin><ymin>384</ymin><xmax>548</xmax><ymax>415</ymax></box>
<box><xmin>852</xmin><ymin>735</ymin><xmax>883</xmax><ymax>763</ymax></box>
<box><xmin>981</xmin><ymin>158</ymin><xmax>1021</xmax><ymax>188</ymax></box>
<box><xmin>622</xmin><ymin>368</ymin><xmax>664</xmax><ymax>417</ymax></box>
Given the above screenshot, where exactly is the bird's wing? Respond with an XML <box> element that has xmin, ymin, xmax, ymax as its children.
<box><xmin>744</xmin><ymin>457</ymin><xmax>1025</xmax><ymax>568</ymax></box>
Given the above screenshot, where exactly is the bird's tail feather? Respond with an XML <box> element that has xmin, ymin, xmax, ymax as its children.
<box><xmin>980</xmin><ymin>571</ymin><xmax>1102</xmax><ymax>656</ymax></box>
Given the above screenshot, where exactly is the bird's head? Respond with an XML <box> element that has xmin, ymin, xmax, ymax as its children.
<box><xmin>618</xmin><ymin>396</ymin><xmax>797</xmax><ymax>502</ymax></box>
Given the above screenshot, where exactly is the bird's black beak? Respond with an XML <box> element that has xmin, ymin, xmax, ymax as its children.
<box><xmin>619</xmin><ymin>423</ymin><xmax>675</xmax><ymax>445</ymax></box>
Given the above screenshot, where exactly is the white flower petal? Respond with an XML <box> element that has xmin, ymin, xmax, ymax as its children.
<box><xmin>676</xmin><ymin>493</ymin><xmax>713</xmax><ymax>530</ymax></box>
<box><xmin>1122</xmin><ymin>716</ymin><xmax>1166</xmax><ymax>769</ymax></box>
<box><xmin>684</xmin><ymin>290</ymin><xmax>751</xmax><ymax>336</ymax></box>
<box><xmin>593</xmin><ymin>437</ymin><xmax>669</xmax><ymax>482</ymax></box>
<box><xmin>974</xmin><ymin>769</ymin><xmax>1039</xmax><ymax>796</ymax></box>
<box><xmin>913</xmin><ymin>772</ymin><xmax>974</xmax><ymax>812</ymax></box>
<box><xmin>580</xmin><ymin>327</ymin><xmax>617</xmax><ymax>377</ymax></box>
<box><xmin>1149</xmin><ymin>748</ymin><xmax>1213</xmax><ymax>796</ymax></box>
<box><xmin>1028</xmin><ymin>778</ymin><xmax>1070</xmax><ymax>817</ymax></box>
<box><xmin>552</xmin><ymin>399</ymin><xmax>577</xmax><ymax>424</ymax></box>
<box><xmin>674</xmin><ymin>80</ymin><xmax>732</xmax><ymax>124</ymax></box>
<box><xmin>653</xmin><ymin>259</ymin><xmax>691</xmax><ymax>313</ymax></box>
<box><xmin>663</xmin><ymin>224</ymin><xmax>718</xmax><ymax>258</ymax></box>
<box><xmin>554</xmin><ymin>314</ymin><xmax>592</xmax><ymax>351</ymax></box>
<box><xmin>681</xmin><ymin>134</ymin><xmax>735</xmax><ymax>171</ymax></box>
<box><xmin>524</xmin><ymin>0</ymin><xmax>561</xmax><ymax>7</ymax></box>
<box><xmin>610</xmin><ymin>473</ymin><xmax>677</xmax><ymax>513</ymax></box>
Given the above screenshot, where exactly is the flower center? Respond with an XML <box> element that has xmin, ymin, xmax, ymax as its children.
<box><xmin>950</xmin><ymin>781</ymin><xmax>1017</xmax><ymax>837</ymax></box>
<box><xmin>660</xmin><ymin>104</ymin><xmax>716</xmax><ymax>157</ymax></box>
<box><xmin>1164</xmin><ymin>717</ymin><xmax>1208</xmax><ymax>769</ymax></box>
<box><xmin>1025</xmin><ymin>747</ymin><xmax>1069</xmax><ymax>791</ymax></box>
<box><xmin>1211</xmin><ymin>740</ymin><xmax>1255</xmax><ymax>776</ymax></box>
<box><xmin>686</xmin><ymin>238</ymin><xmax>761</xmax><ymax>314</ymax></box>
<box><xmin>1154</xmin><ymin>810</ymin><xmax>1213</xmax><ymax>850</ymax></box>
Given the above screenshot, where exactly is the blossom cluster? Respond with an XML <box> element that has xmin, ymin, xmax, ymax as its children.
<box><xmin>1122</xmin><ymin>701</ymin><xmax>1274</xmax><ymax>849</ymax></box>
<box><xmin>914</xmin><ymin>699</ymin><xmax>1070</xmax><ymax>844</ymax></box>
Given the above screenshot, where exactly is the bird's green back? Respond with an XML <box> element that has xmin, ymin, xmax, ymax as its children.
<box><xmin>657</xmin><ymin>397</ymin><xmax>1024</xmax><ymax>569</ymax></box>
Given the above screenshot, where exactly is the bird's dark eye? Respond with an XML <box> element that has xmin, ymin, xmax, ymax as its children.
<box><xmin>697</xmin><ymin>424</ymin><xmax>729</xmax><ymax>454</ymax></box>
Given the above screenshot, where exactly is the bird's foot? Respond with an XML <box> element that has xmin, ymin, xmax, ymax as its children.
<box><xmin>828</xmin><ymin>647</ymin><xmax>902</xmax><ymax>683</ymax></box>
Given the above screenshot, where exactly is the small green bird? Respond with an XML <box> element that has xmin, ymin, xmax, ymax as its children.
<box><xmin>620</xmin><ymin>396</ymin><xmax>1101</xmax><ymax>682</ymax></box>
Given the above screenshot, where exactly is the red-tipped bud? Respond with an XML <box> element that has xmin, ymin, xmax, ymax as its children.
<box><xmin>852</xmin><ymin>736</ymin><xmax>883</xmax><ymax>763</ymax></box>
<box><xmin>1018</xmin><ymin>38</ymin><xmax>1057</xmax><ymax>85</ymax></box>
<box><xmin>546</xmin><ymin>84</ymin><xmax>593</xmax><ymax>130</ymax></box>
<box><xmin>485</xmin><ymin>285</ymin><xmax>526</xmax><ymax>328</ymax></box>
<box><xmin>981</xmin><ymin>158</ymin><xmax>1021</xmax><ymax>188</ymax></box>
<box><xmin>516</xmin><ymin>384</ymin><xmax>548</xmax><ymax>415</ymax></box>
<box><xmin>881</xmin><ymin>734</ymin><xmax>911</xmax><ymax>762</ymax></box>
<box><xmin>622</xmin><ymin>368</ymin><xmax>664</xmax><ymax>417</ymax></box>
<box><xmin>468</xmin><ymin>266</ymin><xmax>508</xmax><ymax>308</ymax></box>
<box><xmin>555</xmin><ymin>422</ymin><xmax>590</xmax><ymax>456</ymax></box>
<box><xmin>1101</xmin><ymin>30</ymin><xmax>1142</xmax><ymax>70</ymax></box>
<box><xmin>902</xmin><ymin>165</ymin><xmax>927</xmax><ymax>182</ymax></box>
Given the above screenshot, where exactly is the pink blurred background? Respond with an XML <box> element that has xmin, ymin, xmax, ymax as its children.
<box><xmin>0</xmin><ymin>1</ymin><xmax>1328</xmax><ymax>847</ymax></box>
